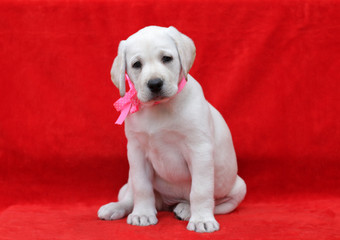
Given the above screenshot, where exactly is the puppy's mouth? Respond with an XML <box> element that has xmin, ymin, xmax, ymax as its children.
<box><xmin>138</xmin><ymin>83</ymin><xmax>178</xmax><ymax>104</ymax></box>
<box><xmin>152</xmin><ymin>94</ymin><xmax>167</xmax><ymax>101</ymax></box>
<box><xmin>147</xmin><ymin>94</ymin><xmax>171</xmax><ymax>104</ymax></box>
<box><xmin>138</xmin><ymin>91</ymin><xmax>174</xmax><ymax>106</ymax></box>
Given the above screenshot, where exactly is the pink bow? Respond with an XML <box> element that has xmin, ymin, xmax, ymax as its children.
<box><xmin>113</xmin><ymin>75</ymin><xmax>140</xmax><ymax>125</ymax></box>
<box><xmin>114</xmin><ymin>74</ymin><xmax>186</xmax><ymax>125</ymax></box>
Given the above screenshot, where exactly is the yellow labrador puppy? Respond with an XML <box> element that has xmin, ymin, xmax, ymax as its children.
<box><xmin>98</xmin><ymin>26</ymin><xmax>246</xmax><ymax>233</ymax></box>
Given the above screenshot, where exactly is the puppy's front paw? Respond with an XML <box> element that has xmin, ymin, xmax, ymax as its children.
<box><xmin>187</xmin><ymin>216</ymin><xmax>220</xmax><ymax>233</ymax></box>
<box><xmin>127</xmin><ymin>212</ymin><xmax>158</xmax><ymax>226</ymax></box>
<box><xmin>98</xmin><ymin>202</ymin><xmax>127</xmax><ymax>220</ymax></box>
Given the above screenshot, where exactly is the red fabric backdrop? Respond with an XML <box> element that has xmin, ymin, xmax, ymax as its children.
<box><xmin>0</xmin><ymin>0</ymin><xmax>339</xmax><ymax>239</ymax></box>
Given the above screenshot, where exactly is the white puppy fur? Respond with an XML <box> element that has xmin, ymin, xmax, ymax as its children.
<box><xmin>98</xmin><ymin>26</ymin><xmax>246</xmax><ymax>233</ymax></box>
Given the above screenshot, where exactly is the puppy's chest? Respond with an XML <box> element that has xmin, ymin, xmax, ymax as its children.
<box><xmin>135</xmin><ymin>130</ymin><xmax>191</xmax><ymax>183</ymax></box>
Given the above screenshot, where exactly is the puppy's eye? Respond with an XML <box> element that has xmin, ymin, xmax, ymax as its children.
<box><xmin>132</xmin><ymin>61</ymin><xmax>142</xmax><ymax>69</ymax></box>
<box><xmin>162</xmin><ymin>56</ymin><xmax>173</xmax><ymax>63</ymax></box>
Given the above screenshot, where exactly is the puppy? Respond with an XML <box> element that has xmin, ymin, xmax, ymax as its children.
<box><xmin>98</xmin><ymin>26</ymin><xmax>246</xmax><ymax>233</ymax></box>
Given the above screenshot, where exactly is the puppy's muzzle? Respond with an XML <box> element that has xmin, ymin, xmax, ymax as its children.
<box><xmin>147</xmin><ymin>78</ymin><xmax>163</xmax><ymax>93</ymax></box>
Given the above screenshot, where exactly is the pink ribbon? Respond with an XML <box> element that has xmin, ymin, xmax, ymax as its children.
<box><xmin>114</xmin><ymin>74</ymin><xmax>186</xmax><ymax>125</ymax></box>
<box><xmin>113</xmin><ymin>74</ymin><xmax>140</xmax><ymax>125</ymax></box>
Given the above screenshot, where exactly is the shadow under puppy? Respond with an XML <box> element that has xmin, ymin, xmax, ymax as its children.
<box><xmin>98</xmin><ymin>26</ymin><xmax>246</xmax><ymax>233</ymax></box>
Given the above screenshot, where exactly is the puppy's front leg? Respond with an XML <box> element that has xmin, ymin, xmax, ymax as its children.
<box><xmin>187</xmin><ymin>144</ymin><xmax>219</xmax><ymax>233</ymax></box>
<box><xmin>126</xmin><ymin>141</ymin><xmax>158</xmax><ymax>226</ymax></box>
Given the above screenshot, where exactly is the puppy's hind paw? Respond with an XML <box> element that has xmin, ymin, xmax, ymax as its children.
<box><xmin>173</xmin><ymin>202</ymin><xmax>191</xmax><ymax>221</ymax></box>
<box><xmin>98</xmin><ymin>202</ymin><xmax>127</xmax><ymax>220</ymax></box>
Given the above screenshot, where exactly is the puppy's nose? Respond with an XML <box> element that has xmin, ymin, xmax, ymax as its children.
<box><xmin>147</xmin><ymin>78</ymin><xmax>163</xmax><ymax>93</ymax></box>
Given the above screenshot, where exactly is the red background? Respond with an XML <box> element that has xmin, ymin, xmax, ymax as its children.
<box><xmin>0</xmin><ymin>0</ymin><xmax>339</xmax><ymax>239</ymax></box>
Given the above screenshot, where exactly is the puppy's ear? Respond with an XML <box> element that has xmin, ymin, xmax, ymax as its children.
<box><xmin>167</xmin><ymin>26</ymin><xmax>196</xmax><ymax>80</ymax></box>
<box><xmin>110</xmin><ymin>40</ymin><xmax>126</xmax><ymax>97</ymax></box>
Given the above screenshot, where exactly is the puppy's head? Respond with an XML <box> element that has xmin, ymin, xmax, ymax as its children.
<box><xmin>110</xmin><ymin>26</ymin><xmax>196</xmax><ymax>103</ymax></box>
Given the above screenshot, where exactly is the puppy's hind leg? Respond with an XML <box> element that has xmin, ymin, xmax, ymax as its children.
<box><xmin>98</xmin><ymin>183</ymin><xmax>133</xmax><ymax>220</ymax></box>
<box><xmin>173</xmin><ymin>202</ymin><xmax>191</xmax><ymax>221</ymax></box>
<box><xmin>214</xmin><ymin>176</ymin><xmax>246</xmax><ymax>214</ymax></box>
